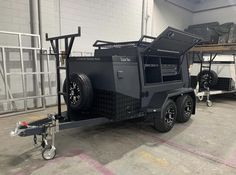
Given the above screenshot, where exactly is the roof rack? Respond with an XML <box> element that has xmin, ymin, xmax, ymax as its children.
<box><xmin>93</xmin><ymin>35</ymin><xmax>156</xmax><ymax>49</ymax></box>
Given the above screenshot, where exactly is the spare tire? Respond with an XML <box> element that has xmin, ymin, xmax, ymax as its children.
<box><xmin>197</xmin><ymin>70</ymin><xmax>218</xmax><ymax>90</ymax></box>
<box><xmin>63</xmin><ymin>73</ymin><xmax>93</xmax><ymax>111</ymax></box>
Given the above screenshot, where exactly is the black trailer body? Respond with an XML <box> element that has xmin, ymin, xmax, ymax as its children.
<box><xmin>66</xmin><ymin>27</ymin><xmax>201</xmax><ymax>122</ymax></box>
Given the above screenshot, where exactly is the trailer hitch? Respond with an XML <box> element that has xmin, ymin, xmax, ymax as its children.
<box><xmin>10</xmin><ymin>121</ymin><xmax>34</xmax><ymax>136</ymax></box>
<box><xmin>10</xmin><ymin>114</ymin><xmax>59</xmax><ymax>160</ymax></box>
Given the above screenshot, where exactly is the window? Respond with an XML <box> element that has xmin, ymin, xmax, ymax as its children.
<box><xmin>143</xmin><ymin>55</ymin><xmax>182</xmax><ymax>84</ymax></box>
<box><xmin>143</xmin><ymin>56</ymin><xmax>162</xmax><ymax>83</ymax></box>
<box><xmin>161</xmin><ymin>58</ymin><xmax>181</xmax><ymax>82</ymax></box>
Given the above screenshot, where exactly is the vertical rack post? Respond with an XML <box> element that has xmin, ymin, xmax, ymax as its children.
<box><xmin>55</xmin><ymin>40</ymin><xmax>61</xmax><ymax>116</ymax></box>
<box><xmin>64</xmin><ymin>38</ymin><xmax>70</xmax><ymax>119</ymax></box>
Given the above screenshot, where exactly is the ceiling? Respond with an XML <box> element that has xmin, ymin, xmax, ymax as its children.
<box><xmin>166</xmin><ymin>0</ymin><xmax>236</xmax><ymax>12</ymax></box>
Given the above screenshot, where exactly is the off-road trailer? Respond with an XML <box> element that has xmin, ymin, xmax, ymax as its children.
<box><xmin>11</xmin><ymin>27</ymin><xmax>201</xmax><ymax>160</ymax></box>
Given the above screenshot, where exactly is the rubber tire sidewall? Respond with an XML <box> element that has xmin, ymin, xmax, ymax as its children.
<box><xmin>154</xmin><ymin>99</ymin><xmax>177</xmax><ymax>133</ymax></box>
<box><xmin>78</xmin><ymin>74</ymin><xmax>93</xmax><ymax>110</ymax></box>
<box><xmin>42</xmin><ymin>146</ymin><xmax>56</xmax><ymax>160</ymax></box>
<box><xmin>63</xmin><ymin>73</ymin><xmax>93</xmax><ymax>111</ymax></box>
<box><xmin>176</xmin><ymin>95</ymin><xmax>194</xmax><ymax>123</ymax></box>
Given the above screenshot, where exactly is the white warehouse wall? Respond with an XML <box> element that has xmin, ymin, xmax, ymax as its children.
<box><xmin>152</xmin><ymin>0</ymin><xmax>193</xmax><ymax>36</ymax></box>
<box><xmin>0</xmin><ymin>0</ymin><xmax>31</xmax><ymax>46</ymax></box>
<box><xmin>40</xmin><ymin>0</ymin><xmax>61</xmax><ymax>48</ymax></box>
<box><xmin>60</xmin><ymin>0</ymin><xmax>143</xmax><ymax>53</ymax></box>
<box><xmin>0</xmin><ymin>0</ymin><xmax>143</xmax><ymax>51</ymax></box>
<box><xmin>193</xmin><ymin>6</ymin><xmax>236</xmax><ymax>24</ymax></box>
<box><xmin>2</xmin><ymin>0</ymin><xmax>236</xmax><ymax>51</ymax></box>
<box><xmin>0</xmin><ymin>0</ymin><xmax>31</xmax><ymax>33</ymax></box>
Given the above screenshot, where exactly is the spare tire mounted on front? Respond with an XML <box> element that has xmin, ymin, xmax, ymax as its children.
<box><xmin>63</xmin><ymin>73</ymin><xmax>93</xmax><ymax>111</ymax></box>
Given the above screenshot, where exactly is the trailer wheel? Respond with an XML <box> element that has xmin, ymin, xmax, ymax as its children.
<box><xmin>206</xmin><ymin>100</ymin><xmax>213</xmax><ymax>107</ymax></box>
<box><xmin>63</xmin><ymin>73</ymin><xmax>93</xmax><ymax>111</ymax></box>
<box><xmin>42</xmin><ymin>145</ymin><xmax>56</xmax><ymax>160</ymax></box>
<box><xmin>154</xmin><ymin>99</ymin><xmax>177</xmax><ymax>133</ymax></box>
<box><xmin>176</xmin><ymin>95</ymin><xmax>193</xmax><ymax>123</ymax></box>
<box><xmin>197</xmin><ymin>70</ymin><xmax>218</xmax><ymax>90</ymax></box>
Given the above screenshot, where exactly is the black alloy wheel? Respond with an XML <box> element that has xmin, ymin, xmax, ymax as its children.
<box><xmin>176</xmin><ymin>95</ymin><xmax>193</xmax><ymax>123</ymax></box>
<box><xmin>154</xmin><ymin>99</ymin><xmax>177</xmax><ymax>133</ymax></box>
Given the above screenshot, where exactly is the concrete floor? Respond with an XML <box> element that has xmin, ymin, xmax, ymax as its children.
<box><xmin>1</xmin><ymin>95</ymin><xmax>236</xmax><ymax>175</ymax></box>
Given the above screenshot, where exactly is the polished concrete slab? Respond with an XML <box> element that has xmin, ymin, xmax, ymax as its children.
<box><xmin>1</xmin><ymin>95</ymin><xmax>236</xmax><ymax>175</ymax></box>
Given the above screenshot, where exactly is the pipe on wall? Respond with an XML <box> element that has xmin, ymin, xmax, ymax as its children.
<box><xmin>141</xmin><ymin>0</ymin><xmax>150</xmax><ymax>36</ymax></box>
<box><xmin>37</xmin><ymin>0</ymin><xmax>45</xmax><ymax>108</ymax></box>
<box><xmin>144</xmin><ymin>0</ymin><xmax>150</xmax><ymax>36</ymax></box>
<box><xmin>29</xmin><ymin>0</ymin><xmax>43</xmax><ymax>46</ymax></box>
<box><xmin>141</xmin><ymin>0</ymin><xmax>145</xmax><ymax>36</ymax></box>
<box><xmin>29</xmin><ymin>0</ymin><xmax>40</xmax><ymax>46</ymax></box>
<box><xmin>38</xmin><ymin>0</ymin><xmax>43</xmax><ymax>47</ymax></box>
<box><xmin>29</xmin><ymin>0</ymin><xmax>45</xmax><ymax>108</ymax></box>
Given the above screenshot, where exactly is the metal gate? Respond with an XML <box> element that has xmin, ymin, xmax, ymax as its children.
<box><xmin>0</xmin><ymin>31</ymin><xmax>57</xmax><ymax>117</ymax></box>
